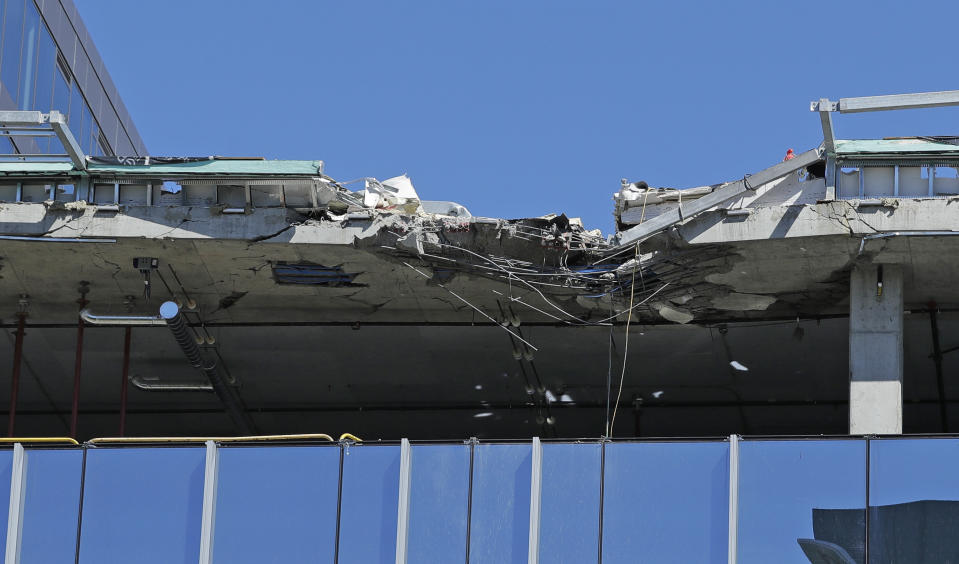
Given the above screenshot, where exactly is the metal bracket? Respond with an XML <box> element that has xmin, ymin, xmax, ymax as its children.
<box><xmin>0</xmin><ymin>110</ymin><xmax>86</xmax><ymax>170</ymax></box>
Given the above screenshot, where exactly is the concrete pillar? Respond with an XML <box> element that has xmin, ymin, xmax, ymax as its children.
<box><xmin>849</xmin><ymin>264</ymin><xmax>903</xmax><ymax>434</ymax></box>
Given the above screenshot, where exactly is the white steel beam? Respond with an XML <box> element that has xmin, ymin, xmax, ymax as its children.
<box><xmin>527</xmin><ymin>437</ymin><xmax>543</xmax><ymax>564</ymax></box>
<box><xmin>395</xmin><ymin>438</ymin><xmax>412</xmax><ymax>564</ymax></box>
<box><xmin>4</xmin><ymin>444</ymin><xmax>25</xmax><ymax>564</ymax></box>
<box><xmin>198</xmin><ymin>441</ymin><xmax>219</xmax><ymax>564</ymax></box>
<box><xmin>811</xmin><ymin>90</ymin><xmax>959</xmax><ymax>114</ymax></box>
<box><xmin>727</xmin><ymin>434</ymin><xmax>740</xmax><ymax>564</ymax></box>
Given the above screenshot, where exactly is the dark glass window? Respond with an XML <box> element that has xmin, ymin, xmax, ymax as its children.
<box><xmin>20</xmin><ymin>449</ymin><xmax>83</xmax><ymax>563</ymax></box>
<box><xmin>77</xmin><ymin>447</ymin><xmax>205</xmax><ymax>564</ymax></box>
<box><xmin>738</xmin><ymin>440</ymin><xmax>866</xmax><ymax>564</ymax></box>
<box><xmin>1</xmin><ymin>0</ymin><xmax>24</xmax><ymax>107</ymax></box>
<box><xmin>0</xmin><ymin>449</ymin><xmax>13</xmax><ymax>550</ymax></box>
<box><xmin>602</xmin><ymin>442</ymin><xmax>728</xmax><ymax>563</ymax></box>
<box><xmin>17</xmin><ymin>1</ymin><xmax>38</xmax><ymax>110</ymax></box>
<box><xmin>211</xmin><ymin>446</ymin><xmax>340</xmax><ymax>563</ymax></box>
<box><xmin>407</xmin><ymin>444</ymin><xmax>470</xmax><ymax>562</ymax></box>
<box><xmin>539</xmin><ymin>442</ymin><xmax>601</xmax><ymax>562</ymax></box>
<box><xmin>469</xmin><ymin>444</ymin><xmax>531</xmax><ymax>564</ymax></box>
<box><xmin>79</xmin><ymin>100</ymin><xmax>92</xmax><ymax>154</ymax></box>
<box><xmin>337</xmin><ymin>445</ymin><xmax>400</xmax><ymax>564</ymax></box>
<box><xmin>869</xmin><ymin>438</ymin><xmax>959</xmax><ymax>562</ymax></box>
<box><xmin>32</xmin><ymin>21</ymin><xmax>54</xmax><ymax>113</ymax></box>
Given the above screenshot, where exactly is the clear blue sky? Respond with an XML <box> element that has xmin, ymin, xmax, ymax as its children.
<box><xmin>77</xmin><ymin>0</ymin><xmax>959</xmax><ymax>233</ymax></box>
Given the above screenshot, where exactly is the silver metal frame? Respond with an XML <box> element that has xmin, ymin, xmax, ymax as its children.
<box><xmin>527</xmin><ymin>437</ymin><xmax>543</xmax><ymax>564</ymax></box>
<box><xmin>198</xmin><ymin>440</ymin><xmax>219</xmax><ymax>564</ymax></box>
<box><xmin>726</xmin><ymin>434</ymin><xmax>740</xmax><ymax>564</ymax></box>
<box><xmin>4</xmin><ymin>444</ymin><xmax>25</xmax><ymax>564</ymax></box>
<box><xmin>0</xmin><ymin>111</ymin><xmax>86</xmax><ymax>169</ymax></box>
<box><xmin>395</xmin><ymin>438</ymin><xmax>412</xmax><ymax>564</ymax></box>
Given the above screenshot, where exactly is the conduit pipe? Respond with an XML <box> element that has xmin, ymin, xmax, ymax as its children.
<box><xmin>858</xmin><ymin>231</ymin><xmax>959</xmax><ymax>255</ymax></box>
<box><xmin>130</xmin><ymin>375</ymin><xmax>213</xmax><ymax>392</ymax></box>
<box><xmin>159</xmin><ymin>301</ymin><xmax>254</xmax><ymax>434</ymax></box>
<box><xmin>80</xmin><ymin>309</ymin><xmax>166</xmax><ymax>326</ymax></box>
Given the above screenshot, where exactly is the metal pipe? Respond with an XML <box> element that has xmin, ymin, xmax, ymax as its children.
<box><xmin>119</xmin><ymin>328</ymin><xmax>131</xmax><ymax>436</ymax></box>
<box><xmin>160</xmin><ymin>301</ymin><xmax>254</xmax><ymax>434</ymax></box>
<box><xmin>129</xmin><ymin>375</ymin><xmax>212</xmax><ymax>392</ymax></box>
<box><xmin>8</xmin><ymin>313</ymin><xmax>25</xmax><ymax>437</ymax></box>
<box><xmin>80</xmin><ymin>309</ymin><xmax>165</xmax><ymax>326</ymax></box>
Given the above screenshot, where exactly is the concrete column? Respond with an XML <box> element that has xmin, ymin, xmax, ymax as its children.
<box><xmin>849</xmin><ymin>264</ymin><xmax>903</xmax><ymax>434</ymax></box>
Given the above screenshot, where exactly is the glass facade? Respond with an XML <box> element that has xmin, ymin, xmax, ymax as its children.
<box><xmin>0</xmin><ymin>0</ymin><xmax>145</xmax><ymax>156</ymax></box>
<box><xmin>0</xmin><ymin>437</ymin><xmax>956</xmax><ymax>561</ymax></box>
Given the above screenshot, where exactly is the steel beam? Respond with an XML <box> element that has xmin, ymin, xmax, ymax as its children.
<box><xmin>727</xmin><ymin>434</ymin><xmax>740</xmax><ymax>564</ymax></box>
<box><xmin>614</xmin><ymin>148</ymin><xmax>822</xmax><ymax>247</ymax></box>
<box><xmin>527</xmin><ymin>437</ymin><xmax>543</xmax><ymax>564</ymax></box>
<box><xmin>395</xmin><ymin>438</ymin><xmax>412</xmax><ymax>564</ymax></box>
<box><xmin>4</xmin><ymin>443</ymin><xmax>25</xmax><ymax>564</ymax></box>
<box><xmin>48</xmin><ymin>111</ymin><xmax>86</xmax><ymax>170</ymax></box>
<box><xmin>811</xmin><ymin>90</ymin><xmax>959</xmax><ymax>114</ymax></box>
<box><xmin>818</xmin><ymin>98</ymin><xmax>836</xmax><ymax>155</ymax></box>
<box><xmin>198</xmin><ymin>440</ymin><xmax>219</xmax><ymax>564</ymax></box>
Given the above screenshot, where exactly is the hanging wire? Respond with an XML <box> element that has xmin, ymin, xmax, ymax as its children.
<box><xmin>609</xmin><ymin>243</ymin><xmax>640</xmax><ymax>437</ymax></box>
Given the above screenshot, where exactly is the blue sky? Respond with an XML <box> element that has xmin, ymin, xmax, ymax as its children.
<box><xmin>77</xmin><ymin>0</ymin><xmax>959</xmax><ymax>233</ymax></box>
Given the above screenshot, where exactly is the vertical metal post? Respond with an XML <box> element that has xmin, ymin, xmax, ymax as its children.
<box><xmin>527</xmin><ymin>437</ymin><xmax>543</xmax><ymax>564</ymax></box>
<box><xmin>13</xmin><ymin>183</ymin><xmax>21</xmax><ymax>203</ymax></box>
<box><xmin>893</xmin><ymin>166</ymin><xmax>899</xmax><ymax>197</ymax></box>
<box><xmin>198</xmin><ymin>440</ymin><xmax>219</xmax><ymax>564</ymax></box>
<box><xmin>818</xmin><ymin>100</ymin><xmax>836</xmax><ymax>155</ymax></box>
<box><xmin>119</xmin><ymin>327</ymin><xmax>131</xmax><ymax>437</ymax></box>
<box><xmin>395</xmin><ymin>438</ymin><xmax>411</xmax><ymax>564</ymax></box>
<box><xmin>825</xmin><ymin>156</ymin><xmax>836</xmax><ymax>201</ymax></box>
<box><xmin>146</xmin><ymin>182</ymin><xmax>153</xmax><ymax>206</ymax></box>
<box><xmin>929</xmin><ymin>166</ymin><xmax>935</xmax><ymax>197</ymax></box>
<box><xmin>727</xmin><ymin>434</ymin><xmax>740</xmax><ymax>564</ymax></box>
<box><xmin>112</xmin><ymin>182</ymin><xmax>119</xmax><ymax>205</ymax></box>
<box><xmin>8</xmin><ymin>313</ymin><xmax>25</xmax><ymax>437</ymax></box>
<box><xmin>859</xmin><ymin>168</ymin><xmax>865</xmax><ymax>199</ymax></box>
<box><xmin>4</xmin><ymin>443</ymin><xmax>25</xmax><ymax>564</ymax></box>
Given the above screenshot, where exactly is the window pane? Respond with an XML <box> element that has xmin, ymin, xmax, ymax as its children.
<box><xmin>79</xmin><ymin>101</ymin><xmax>91</xmax><ymax>154</ymax></box>
<box><xmin>338</xmin><ymin>445</ymin><xmax>400</xmax><ymax>564</ymax></box>
<box><xmin>407</xmin><ymin>444</ymin><xmax>469</xmax><ymax>562</ymax></box>
<box><xmin>869</xmin><ymin>438</ymin><xmax>959</xmax><ymax>562</ymax></box>
<box><xmin>212</xmin><ymin>445</ymin><xmax>339</xmax><ymax>563</ymax></box>
<box><xmin>32</xmin><ymin>22</ymin><xmax>54</xmax><ymax>112</ymax></box>
<box><xmin>469</xmin><ymin>444</ymin><xmax>531</xmax><ymax>564</ymax></box>
<box><xmin>738</xmin><ymin>440</ymin><xmax>865</xmax><ymax>564</ymax></box>
<box><xmin>0</xmin><ymin>449</ymin><xmax>14</xmax><ymax>549</ymax></box>
<box><xmin>20</xmin><ymin>449</ymin><xmax>83</xmax><ymax>563</ymax></box>
<box><xmin>539</xmin><ymin>442</ymin><xmax>601</xmax><ymax>563</ymax></box>
<box><xmin>78</xmin><ymin>447</ymin><xmax>205</xmax><ymax>564</ymax></box>
<box><xmin>602</xmin><ymin>442</ymin><xmax>728</xmax><ymax>563</ymax></box>
<box><xmin>52</xmin><ymin>64</ymin><xmax>69</xmax><ymax>115</ymax></box>
<box><xmin>17</xmin><ymin>1</ymin><xmax>37</xmax><ymax>110</ymax></box>
<box><xmin>1</xmin><ymin>0</ymin><xmax>23</xmax><ymax>106</ymax></box>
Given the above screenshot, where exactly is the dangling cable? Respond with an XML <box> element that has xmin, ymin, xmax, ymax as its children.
<box><xmin>609</xmin><ymin>243</ymin><xmax>640</xmax><ymax>436</ymax></box>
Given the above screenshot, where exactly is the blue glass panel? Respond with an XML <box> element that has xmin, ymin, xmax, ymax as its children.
<box><xmin>869</xmin><ymin>438</ymin><xmax>959</xmax><ymax>562</ymax></box>
<box><xmin>79</xmin><ymin>101</ymin><xmax>91</xmax><ymax>154</ymax></box>
<box><xmin>51</xmin><ymin>65</ymin><xmax>69</xmax><ymax>115</ymax></box>
<box><xmin>407</xmin><ymin>444</ymin><xmax>470</xmax><ymax>562</ymax></box>
<box><xmin>469</xmin><ymin>444</ymin><xmax>531</xmax><ymax>564</ymax></box>
<box><xmin>212</xmin><ymin>446</ymin><xmax>339</xmax><ymax>563</ymax></box>
<box><xmin>32</xmin><ymin>22</ymin><xmax>54</xmax><ymax>112</ymax></box>
<box><xmin>338</xmin><ymin>445</ymin><xmax>400</xmax><ymax>564</ymax></box>
<box><xmin>738</xmin><ymin>440</ymin><xmax>865</xmax><ymax>564</ymax></box>
<box><xmin>602</xmin><ymin>442</ymin><xmax>728</xmax><ymax>563</ymax></box>
<box><xmin>1</xmin><ymin>0</ymin><xmax>23</xmax><ymax>106</ymax></box>
<box><xmin>539</xmin><ymin>442</ymin><xmax>601</xmax><ymax>563</ymax></box>
<box><xmin>0</xmin><ymin>449</ymin><xmax>14</xmax><ymax>549</ymax></box>
<box><xmin>78</xmin><ymin>447</ymin><xmax>205</xmax><ymax>564</ymax></box>
<box><xmin>17</xmin><ymin>1</ymin><xmax>37</xmax><ymax>110</ymax></box>
<box><xmin>20</xmin><ymin>449</ymin><xmax>83</xmax><ymax>563</ymax></box>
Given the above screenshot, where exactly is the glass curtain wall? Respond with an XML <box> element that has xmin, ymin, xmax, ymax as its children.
<box><xmin>0</xmin><ymin>0</ymin><xmax>110</xmax><ymax>156</ymax></box>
